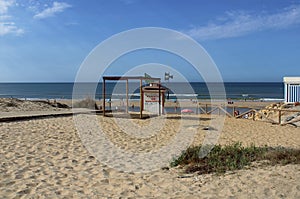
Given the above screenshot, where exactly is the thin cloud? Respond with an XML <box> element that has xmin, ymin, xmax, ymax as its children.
<box><xmin>0</xmin><ymin>0</ymin><xmax>14</xmax><ymax>14</ymax></box>
<box><xmin>0</xmin><ymin>0</ymin><xmax>24</xmax><ymax>36</ymax></box>
<box><xmin>0</xmin><ymin>21</ymin><xmax>24</xmax><ymax>36</ymax></box>
<box><xmin>186</xmin><ymin>5</ymin><xmax>300</xmax><ymax>40</ymax></box>
<box><xmin>33</xmin><ymin>1</ymin><xmax>71</xmax><ymax>19</ymax></box>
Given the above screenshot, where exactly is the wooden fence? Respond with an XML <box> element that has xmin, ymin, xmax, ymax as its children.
<box><xmin>196</xmin><ymin>104</ymin><xmax>300</xmax><ymax>126</ymax></box>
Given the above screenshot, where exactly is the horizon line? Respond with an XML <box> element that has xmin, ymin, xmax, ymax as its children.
<box><xmin>0</xmin><ymin>81</ymin><xmax>284</xmax><ymax>83</ymax></box>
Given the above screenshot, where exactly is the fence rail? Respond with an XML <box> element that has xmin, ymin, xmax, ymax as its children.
<box><xmin>195</xmin><ymin>104</ymin><xmax>300</xmax><ymax>126</ymax></box>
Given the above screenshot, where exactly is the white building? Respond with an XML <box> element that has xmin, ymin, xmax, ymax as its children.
<box><xmin>284</xmin><ymin>77</ymin><xmax>300</xmax><ymax>103</ymax></box>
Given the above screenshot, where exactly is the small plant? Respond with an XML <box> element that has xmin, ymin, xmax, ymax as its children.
<box><xmin>6</xmin><ymin>101</ymin><xmax>18</xmax><ymax>107</ymax></box>
<box><xmin>73</xmin><ymin>97</ymin><xmax>99</xmax><ymax>110</ymax></box>
<box><xmin>171</xmin><ymin>142</ymin><xmax>299</xmax><ymax>175</ymax></box>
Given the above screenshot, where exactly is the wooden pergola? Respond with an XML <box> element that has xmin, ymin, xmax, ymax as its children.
<box><xmin>102</xmin><ymin>76</ymin><xmax>161</xmax><ymax>118</ymax></box>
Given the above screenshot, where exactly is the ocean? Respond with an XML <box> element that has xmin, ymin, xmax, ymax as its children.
<box><xmin>0</xmin><ymin>82</ymin><xmax>284</xmax><ymax>101</ymax></box>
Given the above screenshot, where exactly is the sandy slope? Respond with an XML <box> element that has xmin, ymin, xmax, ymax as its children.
<box><xmin>0</xmin><ymin>98</ymin><xmax>69</xmax><ymax>112</ymax></box>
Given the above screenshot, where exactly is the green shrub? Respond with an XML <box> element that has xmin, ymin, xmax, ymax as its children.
<box><xmin>170</xmin><ymin>142</ymin><xmax>299</xmax><ymax>175</ymax></box>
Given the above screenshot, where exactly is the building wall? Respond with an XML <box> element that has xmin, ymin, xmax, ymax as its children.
<box><xmin>286</xmin><ymin>84</ymin><xmax>300</xmax><ymax>102</ymax></box>
<box><xmin>284</xmin><ymin>77</ymin><xmax>300</xmax><ymax>103</ymax></box>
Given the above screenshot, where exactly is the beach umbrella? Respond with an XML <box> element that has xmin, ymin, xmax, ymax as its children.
<box><xmin>181</xmin><ymin>109</ymin><xmax>194</xmax><ymax>113</ymax></box>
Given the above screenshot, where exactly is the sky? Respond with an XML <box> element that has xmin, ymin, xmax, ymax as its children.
<box><xmin>0</xmin><ymin>0</ymin><xmax>300</xmax><ymax>82</ymax></box>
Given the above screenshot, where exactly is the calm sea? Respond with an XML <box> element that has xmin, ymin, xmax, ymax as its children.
<box><xmin>0</xmin><ymin>82</ymin><xmax>284</xmax><ymax>101</ymax></box>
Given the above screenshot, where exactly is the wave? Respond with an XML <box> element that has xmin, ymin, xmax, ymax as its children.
<box><xmin>259</xmin><ymin>98</ymin><xmax>284</xmax><ymax>102</ymax></box>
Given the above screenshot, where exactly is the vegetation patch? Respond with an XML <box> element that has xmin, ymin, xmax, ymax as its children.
<box><xmin>6</xmin><ymin>101</ymin><xmax>18</xmax><ymax>107</ymax></box>
<box><xmin>73</xmin><ymin>97</ymin><xmax>99</xmax><ymax>110</ymax></box>
<box><xmin>171</xmin><ymin>142</ymin><xmax>300</xmax><ymax>174</ymax></box>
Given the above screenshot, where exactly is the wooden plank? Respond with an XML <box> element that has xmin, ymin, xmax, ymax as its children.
<box><xmin>206</xmin><ymin>107</ymin><xmax>218</xmax><ymax>114</ymax></box>
<box><xmin>198</xmin><ymin>106</ymin><xmax>206</xmax><ymax>114</ymax></box>
<box><xmin>0</xmin><ymin>109</ymin><xmax>103</xmax><ymax>122</ymax></box>
<box><xmin>218</xmin><ymin>106</ymin><xmax>233</xmax><ymax>117</ymax></box>
<box><xmin>281</xmin><ymin>117</ymin><xmax>300</xmax><ymax>126</ymax></box>
<box><xmin>103</xmin><ymin>76</ymin><xmax>160</xmax><ymax>81</ymax></box>
<box><xmin>267</xmin><ymin>108</ymin><xmax>300</xmax><ymax>113</ymax></box>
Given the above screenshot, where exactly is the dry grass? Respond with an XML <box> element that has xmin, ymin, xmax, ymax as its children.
<box><xmin>171</xmin><ymin>142</ymin><xmax>300</xmax><ymax>175</ymax></box>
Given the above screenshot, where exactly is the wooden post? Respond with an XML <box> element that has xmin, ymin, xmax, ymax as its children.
<box><xmin>140</xmin><ymin>79</ymin><xmax>143</xmax><ymax>119</ymax></box>
<box><xmin>141</xmin><ymin>84</ymin><xmax>144</xmax><ymax>113</ymax></box>
<box><xmin>109</xmin><ymin>98</ymin><xmax>111</xmax><ymax>110</ymax></box>
<box><xmin>126</xmin><ymin>79</ymin><xmax>129</xmax><ymax>113</ymax></box>
<box><xmin>196</xmin><ymin>102</ymin><xmax>199</xmax><ymax>115</ymax></box>
<box><xmin>278</xmin><ymin>110</ymin><xmax>282</xmax><ymax>124</ymax></box>
<box><xmin>158</xmin><ymin>81</ymin><xmax>161</xmax><ymax>116</ymax></box>
<box><xmin>162</xmin><ymin>92</ymin><xmax>165</xmax><ymax>114</ymax></box>
<box><xmin>205</xmin><ymin>104</ymin><xmax>208</xmax><ymax>114</ymax></box>
<box><xmin>233</xmin><ymin>106</ymin><xmax>235</xmax><ymax>117</ymax></box>
<box><xmin>218</xmin><ymin>106</ymin><xmax>220</xmax><ymax>115</ymax></box>
<box><xmin>103</xmin><ymin>78</ymin><xmax>106</xmax><ymax>116</ymax></box>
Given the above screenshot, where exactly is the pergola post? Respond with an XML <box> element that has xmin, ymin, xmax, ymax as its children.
<box><xmin>140</xmin><ymin>79</ymin><xmax>143</xmax><ymax>119</ymax></box>
<box><xmin>102</xmin><ymin>78</ymin><xmax>106</xmax><ymax>116</ymax></box>
<box><xmin>158</xmin><ymin>80</ymin><xmax>161</xmax><ymax>116</ymax></box>
<box><xmin>126</xmin><ymin>79</ymin><xmax>129</xmax><ymax>113</ymax></box>
<box><xmin>162</xmin><ymin>91</ymin><xmax>165</xmax><ymax>114</ymax></box>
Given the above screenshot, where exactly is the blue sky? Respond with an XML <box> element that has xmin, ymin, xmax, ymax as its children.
<box><xmin>0</xmin><ymin>0</ymin><xmax>300</xmax><ymax>82</ymax></box>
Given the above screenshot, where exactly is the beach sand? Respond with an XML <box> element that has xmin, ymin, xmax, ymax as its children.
<box><xmin>1</xmin><ymin>105</ymin><xmax>300</xmax><ymax>198</ymax></box>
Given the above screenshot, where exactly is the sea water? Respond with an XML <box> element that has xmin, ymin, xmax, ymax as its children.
<box><xmin>0</xmin><ymin>82</ymin><xmax>284</xmax><ymax>101</ymax></box>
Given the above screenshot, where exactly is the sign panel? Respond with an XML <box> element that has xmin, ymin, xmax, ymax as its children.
<box><xmin>144</xmin><ymin>93</ymin><xmax>163</xmax><ymax>113</ymax></box>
